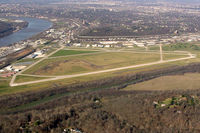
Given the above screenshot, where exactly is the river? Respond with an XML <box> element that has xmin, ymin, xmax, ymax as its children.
<box><xmin>0</xmin><ymin>17</ymin><xmax>52</xmax><ymax>47</ymax></box>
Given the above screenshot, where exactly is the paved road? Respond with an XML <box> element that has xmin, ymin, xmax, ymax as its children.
<box><xmin>20</xmin><ymin>74</ymin><xmax>56</xmax><ymax>78</ymax></box>
<box><xmin>160</xmin><ymin>44</ymin><xmax>163</xmax><ymax>61</ymax></box>
<box><xmin>9</xmin><ymin>45</ymin><xmax>64</xmax><ymax>86</ymax></box>
<box><xmin>10</xmin><ymin>52</ymin><xmax>196</xmax><ymax>87</ymax></box>
<box><xmin>48</xmin><ymin>50</ymin><xmax>188</xmax><ymax>60</ymax></box>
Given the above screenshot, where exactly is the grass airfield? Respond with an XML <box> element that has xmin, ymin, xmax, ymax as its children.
<box><xmin>0</xmin><ymin>45</ymin><xmax>198</xmax><ymax>113</ymax></box>
<box><xmin>0</xmin><ymin>44</ymin><xmax>198</xmax><ymax>96</ymax></box>
<box><xmin>24</xmin><ymin>52</ymin><xmax>161</xmax><ymax>76</ymax></box>
<box><xmin>22</xmin><ymin>49</ymin><xmax>187</xmax><ymax>76</ymax></box>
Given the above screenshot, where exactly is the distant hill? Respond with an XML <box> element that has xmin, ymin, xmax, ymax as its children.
<box><xmin>1</xmin><ymin>0</ymin><xmax>200</xmax><ymax>4</ymax></box>
<box><xmin>116</xmin><ymin>0</ymin><xmax>200</xmax><ymax>3</ymax></box>
<box><xmin>0</xmin><ymin>21</ymin><xmax>13</xmax><ymax>38</ymax></box>
<box><xmin>0</xmin><ymin>0</ymin><xmax>65</xmax><ymax>4</ymax></box>
<box><xmin>0</xmin><ymin>20</ymin><xmax>28</xmax><ymax>38</ymax></box>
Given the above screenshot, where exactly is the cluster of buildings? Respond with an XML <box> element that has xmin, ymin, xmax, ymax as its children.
<box><xmin>45</xmin><ymin>28</ymin><xmax>69</xmax><ymax>43</ymax></box>
<box><xmin>0</xmin><ymin>20</ymin><xmax>72</xmax><ymax>79</ymax></box>
<box><xmin>28</xmin><ymin>50</ymin><xmax>45</xmax><ymax>59</ymax></box>
<box><xmin>0</xmin><ymin>65</ymin><xmax>26</xmax><ymax>78</ymax></box>
<box><xmin>0</xmin><ymin>48</ymin><xmax>48</xmax><ymax>78</ymax></box>
<box><xmin>0</xmin><ymin>45</ymin><xmax>48</xmax><ymax>78</ymax></box>
<box><xmin>72</xmin><ymin>32</ymin><xmax>200</xmax><ymax>48</ymax></box>
<box><xmin>0</xmin><ymin>44</ymin><xmax>25</xmax><ymax>58</ymax></box>
<box><xmin>63</xmin><ymin>128</ymin><xmax>83</xmax><ymax>133</ymax></box>
<box><xmin>46</xmin><ymin>28</ymin><xmax>66</xmax><ymax>39</ymax></box>
<box><xmin>0</xmin><ymin>39</ymin><xmax>48</xmax><ymax>58</ymax></box>
<box><xmin>71</xmin><ymin>42</ymin><xmax>121</xmax><ymax>48</ymax></box>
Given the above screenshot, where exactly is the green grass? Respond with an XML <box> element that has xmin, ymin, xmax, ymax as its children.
<box><xmin>50</xmin><ymin>50</ymin><xmax>98</xmax><ymax>57</ymax></box>
<box><xmin>163</xmin><ymin>53</ymin><xmax>188</xmax><ymax>60</ymax></box>
<box><xmin>0</xmin><ymin>50</ymin><xmax>198</xmax><ymax>113</ymax></box>
<box><xmin>124</xmin><ymin>73</ymin><xmax>200</xmax><ymax>91</ymax></box>
<box><xmin>24</xmin><ymin>51</ymin><xmax>189</xmax><ymax>76</ymax></box>
<box><xmin>24</xmin><ymin>52</ymin><xmax>161</xmax><ymax>76</ymax></box>
<box><xmin>0</xmin><ymin>56</ymin><xmax>198</xmax><ymax>96</ymax></box>
<box><xmin>15</xmin><ymin>75</ymin><xmax>49</xmax><ymax>83</ymax></box>
<box><xmin>3</xmin><ymin>92</ymin><xmax>69</xmax><ymax>113</ymax></box>
<box><xmin>0</xmin><ymin>82</ymin><xmax>112</xmax><ymax>113</ymax></box>
<box><xmin>0</xmin><ymin>62</ymin><xmax>172</xmax><ymax>95</ymax></box>
<box><xmin>149</xmin><ymin>43</ymin><xmax>200</xmax><ymax>51</ymax></box>
<box><xmin>1</xmin><ymin>73</ymin><xmax>142</xmax><ymax>113</ymax></box>
<box><xmin>0</xmin><ymin>49</ymin><xmax>199</xmax><ymax>96</ymax></box>
<box><xmin>15</xmin><ymin>58</ymin><xmax>39</xmax><ymax>63</ymax></box>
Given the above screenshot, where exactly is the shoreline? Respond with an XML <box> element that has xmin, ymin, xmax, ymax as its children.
<box><xmin>0</xmin><ymin>17</ymin><xmax>53</xmax><ymax>48</ymax></box>
<box><xmin>0</xmin><ymin>20</ymin><xmax>29</xmax><ymax>39</ymax></box>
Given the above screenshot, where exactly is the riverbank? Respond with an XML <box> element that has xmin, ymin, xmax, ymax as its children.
<box><xmin>0</xmin><ymin>17</ymin><xmax>52</xmax><ymax>47</ymax></box>
<box><xmin>0</xmin><ymin>18</ymin><xmax>28</xmax><ymax>38</ymax></box>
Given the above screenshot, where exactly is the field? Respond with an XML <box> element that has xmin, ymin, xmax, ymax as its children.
<box><xmin>0</xmin><ymin>49</ymin><xmax>200</xmax><ymax>133</ymax></box>
<box><xmin>15</xmin><ymin>58</ymin><xmax>40</xmax><ymax>63</ymax></box>
<box><xmin>50</xmin><ymin>49</ymin><xmax>98</xmax><ymax>57</ymax></box>
<box><xmin>0</xmin><ymin>45</ymin><xmax>196</xmax><ymax>96</ymax></box>
<box><xmin>149</xmin><ymin>43</ymin><xmax>200</xmax><ymax>51</ymax></box>
<box><xmin>0</xmin><ymin>56</ymin><xmax>194</xmax><ymax>96</ymax></box>
<box><xmin>124</xmin><ymin>73</ymin><xmax>200</xmax><ymax>91</ymax></box>
<box><xmin>24</xmin><ymin>52</ymin><xmax>159</xmax><ymax>75</ymax></box>
<box><xmin>23</xmin><ymin>52</ymin><xmax>187</xmax><ymax>76</ymax></box>
<box><xmin>15</xmin><ymin>75</ymin><xmax>49</xmax><ymax>83</ymax></box>
<box><xmin>3</xmin><ymin>62</ymin><xmax>200</xmax><ymax>113</ymax></box>
<box><xmin>2</xmin><ymin>65</ymin><xmax>200</xmax><ymax>133</ymax></box>
<box><xmin>162</xmin><ymin>53</ymin><xmax>187</xmax><ymax>60</ymax></box>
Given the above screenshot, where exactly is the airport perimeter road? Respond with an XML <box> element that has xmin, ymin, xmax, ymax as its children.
<box><xmin>160</xmin><ymin>44</ymin><xmax>163</xmax><ymax>61</ymax></box>
<box><xmin>9</xmin><ymin>45</ymin><xmax>64</xmax><ymax>86</ymax></box>
<box><xmin>10</xmin><ymin>52</ymin><xmax>196</xmax><ymax>87</ymax></box>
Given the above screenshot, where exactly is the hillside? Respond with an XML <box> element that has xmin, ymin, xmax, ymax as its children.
<box><xmin>0</xmin><ymin>19</ymin><xmax>28</xmax><ymax>38</ymax></box>
<box><xmin>0</xmin><ymin>21</ymin><xmax>13</xmax><ymax>38</ymax></box>
<box><xmin>1</xmin><ymin>63</ymin><xmax>200</xmax><ymax>132</ymax></box>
